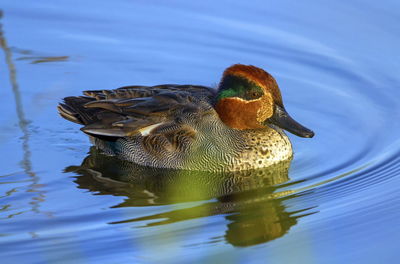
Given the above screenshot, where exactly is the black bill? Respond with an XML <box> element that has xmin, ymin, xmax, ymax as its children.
<box><xmin>267</xmin><ymin>105</ymin><xmax>314</xmax><ymax>138</ymax></box>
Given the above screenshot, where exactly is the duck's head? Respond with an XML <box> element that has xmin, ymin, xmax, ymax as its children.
<box><xmin>215</xmin><ymin>64</ymin><xmax>314</xmax><ymax>138</ymax></box>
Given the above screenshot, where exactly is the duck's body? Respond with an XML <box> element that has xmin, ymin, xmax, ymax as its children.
<box><xmin>58</xmin><ymin>65</ymin><xmax>313</xmax><ymax>172</ymax></box>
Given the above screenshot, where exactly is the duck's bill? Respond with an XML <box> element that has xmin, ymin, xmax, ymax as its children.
<box><xmin>267</xmin><ymin>105</ymin><xmax>314</xmax><ymax>138</ymax></box>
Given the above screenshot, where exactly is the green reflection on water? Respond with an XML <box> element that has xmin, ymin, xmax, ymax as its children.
<box><xmin>67</xmin><ymin>147</ymin><xmax>317</xmax><ymax>247</ymax></box>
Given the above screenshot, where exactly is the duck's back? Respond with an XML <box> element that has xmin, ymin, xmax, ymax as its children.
<box><xmin>58</xmin><ymin>84</ymin><xmax>216</xmax><ymax>129</ymax></box>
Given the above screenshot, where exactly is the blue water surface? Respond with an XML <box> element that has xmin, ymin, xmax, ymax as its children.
<box><xmin>1</xmin><ymin>0</ymin><xmax>399</xmax><ymax>263</ymax></box>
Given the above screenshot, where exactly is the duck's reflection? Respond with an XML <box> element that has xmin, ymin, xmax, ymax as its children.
<box><xmin>67</xmin><ymin>147</ymin><xmax>316</xmax><ymax>247</ymax></box>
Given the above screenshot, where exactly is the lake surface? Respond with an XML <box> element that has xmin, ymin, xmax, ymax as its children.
<box><xmin>1</xmin><ymin>0</ymin><xmax>399</xmax><ymax>263</ymax></box>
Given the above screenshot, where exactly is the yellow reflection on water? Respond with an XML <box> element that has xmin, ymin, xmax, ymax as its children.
<box><xmin>68</xmin><ymin>147</ymin><xmax>317</xmax><ymax>247</ymax></box>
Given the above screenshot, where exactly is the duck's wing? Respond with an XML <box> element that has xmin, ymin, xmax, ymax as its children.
<box><xmin>58</xmin><ymin>84</ymin><xmax>216</xmax><ymax>139</ymax></box>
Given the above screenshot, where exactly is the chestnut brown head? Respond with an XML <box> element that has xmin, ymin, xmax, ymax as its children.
<box><xmin>215</xmin><ymin>64</ymin><xmax>314</xmax><ymax>138</ymax></box>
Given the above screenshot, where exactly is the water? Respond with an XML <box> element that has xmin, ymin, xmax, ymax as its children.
<box><xmin>1</xmin><ymin>0</ymin><xmax>399</xmax><ymax>263</ymax></box>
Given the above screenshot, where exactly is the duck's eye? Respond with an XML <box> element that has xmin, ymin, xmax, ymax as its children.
<box><xmin>248</xmin><ymin>91</ymin><xmax>261</xmax><ymax>99</ymax></box>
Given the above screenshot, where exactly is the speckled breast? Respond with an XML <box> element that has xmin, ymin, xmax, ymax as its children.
<box><xmin>230</xmin><ymin>126</ymin><xmax>293</xmax><ymax>171</ymax></box>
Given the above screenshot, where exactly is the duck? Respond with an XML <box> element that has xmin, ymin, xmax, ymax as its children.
<box><xmin>58</xmin><ymin>64</ymin><xmax>314</xmax><ymax>172</ymax></box>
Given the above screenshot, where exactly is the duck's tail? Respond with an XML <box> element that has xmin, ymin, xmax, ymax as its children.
<box><xmin>57</xmin><ymin>96</ymin><xmax>97</xmax><ymax>125</ymax></box>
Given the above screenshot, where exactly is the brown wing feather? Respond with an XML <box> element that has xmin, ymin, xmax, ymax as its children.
<box><xmin>140</xmin><ymin>124</ymin><xmax>197</xmax><ymax>155</ymax></box>
<box><xmin>58</xmin><ymin>84</ymin><xmax>216</xmax><ymax>138</ymax></box>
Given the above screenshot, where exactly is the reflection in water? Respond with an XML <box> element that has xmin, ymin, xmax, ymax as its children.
<box><xmin>0</xmin><ymin>10</ymin><xmax>32</xmax><ymax>177</ymax></box>
<box><xmin>67</xmin><ymin>147</ymin><xmax>317</xmax><ymax>247</ymax></box>
<box><xmin>0</xmin><ymin>10</ymin><xmax>48</xmax><ymax>219</ymax></box>
<box><xmin>16</xmin><ymin>55</ymin><xmax>69</xmax><ymax>64</ymax></box>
